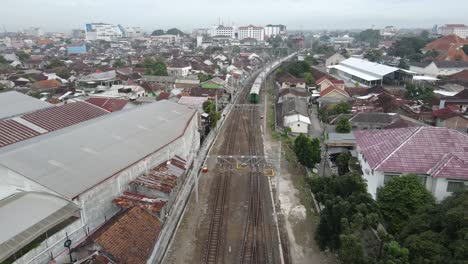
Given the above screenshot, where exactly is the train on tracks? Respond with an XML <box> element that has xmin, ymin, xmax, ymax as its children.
<box><xmin>248</xmin><ymin>52</ymin><xmax>298</xmax><ymax>104</ymax></box>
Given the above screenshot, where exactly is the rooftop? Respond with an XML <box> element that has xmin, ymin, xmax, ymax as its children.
<box><xmin>355</xmin><ymin>127</ymin><xmax>468</xmax><ymax>179</ymax></box>
<box><xmin>0</xmin><ymin>91</ymin><xmax>51</xmax><ymax>120</ymax></box>
<box><xmin>0</xmin><ymin>101</ymin><xmax>196</xmax><ymax>199</ymax></box>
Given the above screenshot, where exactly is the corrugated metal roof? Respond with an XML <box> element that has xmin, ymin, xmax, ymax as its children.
<box><xmin>21</xmin><ymin>101</ymin><xmax>109</xmax><ymax>131</ymax></box>
<box><xmin>0</xmin><ymin>91</ymin><xmax>51</xmax><ymax>120</ymax></box>
<box><xmin>0</xmin><ymin>101</ymin><xmax>196</xmax><ymax>199</ymax></box>
<box><xmin>0</xmin><ymin>192</ymin><xmax>79</xmax><ymax>262</ymax></box>
<box><xmin>338</xmin><ymin>58</ymin><xmax>400</xmax><ymax>79</ymax></box>
<box><xmin>0</xmin><ymin>120</ymin><xmax>40</xmax><ymax>148</ymax></box>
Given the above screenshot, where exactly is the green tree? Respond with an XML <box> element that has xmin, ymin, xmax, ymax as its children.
<box><xmin>202</xmin><ymin>100</ymin><xmax>215</xmax><ymax>113</ymax></box>
<box><xmin>338</xmin><ymin>234</ymin><xmax>369</xmax><ymax>264</ymax></box>
<box><xmin>47</xmin><ymin>59</ymin><xmax>66</xmax><ymax>69</ymax></box>
<box><xmin>404</xmin><ymin>83</ymin><xmax>435</xmax><ymax>102</ymax></box>
<box><xmin>329</xmin><ymin>102</ymin><xmax>351</xmax><ymax>115</ymax></box>
<box><xmin>337</xmin><ymin>151</ymin><xmax>351</xmax><ymax>175</ymax></box>
<box><xmin>364</xmin><ymin>49</ymin><xmax>384</xmax><ymax>62</ymax></box>
<box><xmin>357</xmin><ymin>29</ymin><xmax>381</xmax><ymax>47</ymax></box>
<box><xmin>113</xmin><ymin>59</ymin><xmax>125</xmax><ymax>68</ymax></box>
<box><xmin>376</xmin><ymin>174</ymin><xmax>435</xmax><ymax>234</ymax></box>
<box><xmin>17</xmin><ymin>51</ymin><xmax>30</xmax><ymax>62</ymax></box>
<box><xmin>398</xmin><ymin>58</ymin><xmax>409</xmax><ymax>70</ymax></box>
<box><xmin>303</xmin><ymin>72</ymin><xmax>315</xmax><ymax>86</ymax></box>
<box><xmin>404</xmin><ymin>231</ymin><xmax>449</xmax><ymax>264</ymax></box>
<box><xmin>293</xmin><ymin>134</ymin><xmax>321</xmax><ymax>168</ymax></box>
<box><xmin>311</xmin><ymin>173</ymin><xmax>379</xmax><ymax>250</ymax></box>
<box><xmin>209</xmin><ymin>111</ymin><xmax>221</xmax><ymax>128</ymax></box>
<box><xmin>388</xmin><ymin>37</ymin><xmax>430</xmax><ymax>62</ymax></box>
<box><xmin>166</xmin><ymin>28</ymin><xmax>185</xmax><ymax>36</ymax></box>
<box><xmin>151</xmin><ymin>29</ymin><xmax>165</xmax><ymax>36</ymax></box>
<box><xmin>198</xmin><ymin>73</ymin><xmax>213</xmax><ymax>82</ymax></box>
<box><xmin>56</xmin><ymin>69</ymin><xmax>72</xmax><ymax>80</ymax></box>
<box><xmin>336</xmin><ymin>117</ymin><xmax>351</xmax><ymax>133</ymax></box>
<box><xmin>0</xmin><ymin>55</ymin><xmax>7</xmax><ymax>64</ymax></box>
<box><xmin>285</xmin><ymin>61</ymin><xmax>311</xmax><ymax>78</ymax></box>
<box><xmin>462</xmin><ymin>44</ymin><xmax>468</xmax><ymax>55</ymax></box>
<box><xmin>380</xmin><ymin>240</ymin><xmax>410</xmax><ymax>264</ymax></box>
<box><xmin>139</xmin><ymin>58</ymin><xmax>168</xmax><ymax>76</ymax></box>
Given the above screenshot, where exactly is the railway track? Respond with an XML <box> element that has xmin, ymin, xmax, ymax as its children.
<box><xmin>240</xmin><ymin>106</ymin><xmax>268</xmax><ymax>264</ymax></box>
<box><xmin>203</xmin><ymin>72</ymin><xmax>260</xmax><ymax>264</ymax></box>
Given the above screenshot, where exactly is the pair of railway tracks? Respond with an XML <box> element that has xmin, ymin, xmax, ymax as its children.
<box><xmin>203</xmin><ymin>71</ymin><xmax>270</xmax><ymax>264</ymax></box>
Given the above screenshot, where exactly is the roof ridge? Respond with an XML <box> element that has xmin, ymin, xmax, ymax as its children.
<box><xmin>374</xmin><ymin>126</ymin><xmax>422</xmax><ymax>170</ymax></box>
<box><xmin>82</xmin><ymin>100</ymin><xmax>111</xmax><ymax>113</ymax></box>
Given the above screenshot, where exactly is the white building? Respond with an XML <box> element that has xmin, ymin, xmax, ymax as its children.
<box><xmin>123</xmin><ymin>26</ymin><xmax>144</xmax><ymax>38</ymax></box>
<box><xmin>410</xmin><ymin>61</ymin><xmax>468</xmax><ymax>77</ymax></box>
<box><xmin>438</xmin><ymin>24</ymin><xmax>468</xmax><ymax>39</ymax></box>
<box><xmin>0</xmin><ymin>100</ymin><xmax>200</xmax><ymax>264</ymax></box>
<box><xmin>211</xmin><ymin>25</ymin><xmax>236</xmax><ymax>38</ymax></box>
<box><xmin>23</xmin><ymin>27</ymin><xmax>43</xmax><ymax>37</ymax></box>
<box><xmin>380</xmin><ymin>26</ymin><xmax>397</xmax><ymax>37</ymax></box>
<box><xmin>238</xmin><ymin>25</ymin><xmax>265</xmax><ymax>41</ymax></box>
<box><xmin>265</xmin><ymin>24</ymin><xmax>286</xmax><ymax>38</ymax></box>
<box><xmin>151</xmin><ymin>34</ymin><xmax>181</xmax><ymax>45</ymax></box>
<box><xmin>85</xmin><ymin>23</ymin><xmax>123</xmax><ymax>41</ymax></box>
<box><xmin>354</xmin><ymin>127</ymin><xmax>468</xmax><ymax>202</ymax></box>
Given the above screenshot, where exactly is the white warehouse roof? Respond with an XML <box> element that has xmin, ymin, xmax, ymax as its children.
<box><xmin>330</xmin><ymin>58</ymin><xmax>401</xmax><ymax>81</ymax></box>
<box><xmin>284</xmin><ymin>114</ymin><xmax>311</xmax><ymax>125</ymax></box>
<box><xmin>0</xmin><ymin>91</ymin><xmax>51</xmax><ymax>120</ymax></box>
<box><xmin>0</xmin><ymin>100</ymin><xmax>196</xmax><ymax>199</ymax></box>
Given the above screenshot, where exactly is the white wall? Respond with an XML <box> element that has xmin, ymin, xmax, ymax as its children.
<box><xmin>357</xmin><ymin>149</ymin><xmax>384</xmax><ymax>199</ymax></box>
<box><xmin>285</xmin><ymin>119</ymin><xmax>309</xmax><ymax>134</ymax></box>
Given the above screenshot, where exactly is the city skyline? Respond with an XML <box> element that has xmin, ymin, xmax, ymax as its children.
<box><xmin>1</xmin><ymin>0</ymin><xmax>468</xmax><ymax>32</ymax></box>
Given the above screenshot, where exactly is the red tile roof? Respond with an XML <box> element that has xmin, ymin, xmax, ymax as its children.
<box><xmin>93</xmin><ymin>207</ymin><xmax>161</xmax><ymax>264</ymax></box>
<box><xmin>448</xmin><ymin>70</ymin><xmax>468</xmax><ymax>81</ymax></box>
<box><xmin>31</xmin><ymin>79</ymin><xmax>62</xmax><ymax>90</ymax></box>
<box><xmin>86</xmin><ymin>98</ymin><xmax>128</xmax><ymax>112</ymax></box>
<box><xmin>21</xmin><ymin>101</ymin><xmax>109</xmax><ymax>131</ymax></box>
<box><xmin>0</xmin><ymin>119</ymin><xmax>40</xmax><ymax>148</ymax></box>
<box><xmin>320</xmin><ymin>85</ymin><xmax>349</xmax><ymax>97</ymax></box>
<box><xmin>355</xmin><ymin>127</ymin><xmax>468</xmax><ymax>179</ymax></box>
<box><xmin>423</xmin><ymin>34</ymin><xmax>468</xmax><ymax>52</ymax></box>
<box><xmin>436</xmin><ymin>48</ymin><xmax>468</xmax><ymax>62</ymax></box>
<box><xmin>156</xmin><ymin>92</ymin><xmax>171</xmax><ymax>101</ymax></box>
<box><xmin>432</xmin><ymin>107</ymin><xmax>460</xmax><ymax>119</ymax></box>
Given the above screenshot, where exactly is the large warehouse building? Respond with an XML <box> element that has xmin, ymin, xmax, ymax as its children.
<box><xmin>327</xmin><ymin>57</ymin><xmax>413</xmax><ymax>86</ymax></box>
<box><xmin>0</xmin><ymin>100</ymin><xmax>200</xmax><ymax>264</ymax></box>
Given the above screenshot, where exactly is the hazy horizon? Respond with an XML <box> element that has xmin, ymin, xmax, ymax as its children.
<box><xmin>1</xmin><ymin>0</ymin><xmax>467</xmax><ymax>33</ymax></box>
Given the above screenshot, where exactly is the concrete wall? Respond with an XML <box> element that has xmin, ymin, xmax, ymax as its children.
<box><xmin>0</xmin><ymin>166</ymin><xmax>62</xmax><ymax>198</ymax></box>
<box><xmin>14</xmin><ymin>219</ymin><xmax>86</xmax><ymax>264</ymax></box>
<box><xmin>285</xmin><ymin>119</ymin><xmax>309</xmax><ymax>134</ymax></box>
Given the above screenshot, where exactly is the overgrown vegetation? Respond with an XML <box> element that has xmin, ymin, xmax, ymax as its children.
<box><xmin>293</xmin><ymin>134</ymin><xmax>321</xmax><ymax>168</ymax></box>
<box><xmin>202</xmin><ymin>100</ymin><xmax>221</xmax><ymax>128</ymax></box>
<box><xmin>198</xmin><ymin>73</ymin><xmax>213</xmax><ymax>82</ymax></box>
<box><xmin>136</xmin><ymin>58</ymin><xmax>168</xmax><ymax>76</ymax></box>
<box><xmin>404</xmin><ymin>83</ymin><xmax>436</xmax><ymax>102</ymax></box>
<box><xmin>336</xmin><ymin>117</ymin><xmax>351</xmax><ymax>133</ymax></box>
<box><xmin>356</xmin><ymin>29</ymin><xmax>381</xmax><ymax>47</ymax></box>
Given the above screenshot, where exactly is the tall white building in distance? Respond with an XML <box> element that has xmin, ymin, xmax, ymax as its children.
<box><xmin>438</xmin><ymin>24</ymin><xmax>468</xmax><ymax>39</ymax></box>
<box><xmin>212</xmin><ymin>25</ymin><xmax>236</xmax><ymax>38</ymax></box>
<box><xmin>265</xmin><ymin>24</ymin><xmax>286</xmax><ymax>38</ymax></box>
<box><xmin>85</xmin><ymin>23</ymin><xmax>123</xmax><ymax>41</ymax></box>
<box><xmin>238</xmin><ymin>25</ymin><xmax>265</xmax><ymax>41</ymax></box>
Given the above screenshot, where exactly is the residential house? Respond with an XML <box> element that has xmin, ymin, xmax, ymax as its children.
<box><xmin>318</xmin><ymin>85</ymin><xmax>350</xmax><ymax>106</ymax></box>
<box><xmin>277</xmin><ymin>88</ymin><xmax>310</xmax><ymax>103</ymax></box>
<box><xmin>349</xmin><ymin>112</ymin><xmax>425</xmax><ymax>130</ymax></box>
<box><xmin>410</xmin><ymin>61</ymin><xmax>468</xmax><ymax>77</ymax></box>
<box><xmin>325</xmin><ymin>52</ymin><xmax>346</xmax><ymax>67</ymax></box>
<box><xmin>355</xmin><ymin>127</ymin><xmax>468</xmax><ymax>201</ymax></box>
<box><xmin>167</xmin><ymin>60</ymin><xmax>192</xmax><ymax>77</ymax></box>
<box><xmin>279</xmin><ymin>98</ymin><xmax>311</xmax><ymax>134</ymax></box>
<box><xmin>277</xmin><ymin>73</ymin><xmax>307</xmax><ymax>89</ymax></box>
<box><xmin>432</xmin><ymin>107</ymin><xmax>468</xmax><ymax>132</ymax></box>
<box><xmin>422</xmin><ymin>34</ymin><xmax>468</xmax><ymax>53</ymax></box>
<box><xmin>30</xmin><ymin>79</ymin><xmax>63</xmax><ymax>93</ymax></box>
<box><xmin>316</xmin><ymin>76</ymin><xmax>346</xmax><ymax>91</ymax></box>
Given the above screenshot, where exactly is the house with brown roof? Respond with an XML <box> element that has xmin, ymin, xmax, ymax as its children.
<box><xmin>432</xmin><ymin>107</ymin><xmax>468</xmax><ymax>132</ymax></box>
<box><xmin>30</xmin><ymin>79</ymin><xmax>63</xmax><ymax>93</ymax></box>
<box><xmin>423</xmin><ymin>34</ymin><xmax>468</xmax><ymax>53</ymax></box>
<box><xmin>355</xmin><ymin>127</ymin><xmax>468</xmax><ymax>201</ymax></box>
<box><xmin>318</xmin><ymin>85</ymin><xmax>350</xmax><ymax>106</ymax></box>
<box><xmin>316</xmin><ymin>76</ymin><xmax>346</xmax><ymax>91</ymax></box>
<box><xmin>277</xmin><ymin>73</ymin><xmax>306</xmax><ymax>89</ymax></box>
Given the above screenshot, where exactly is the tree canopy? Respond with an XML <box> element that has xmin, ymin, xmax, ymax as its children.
<box><xmin>293</xmin><ymin>134</ymin><xmax>321</xmax><ymax>168</ymax></box>
<box><xmin>357</xmin><ymin>29</ymin><xmax>381</xmax><ymax>47</ymax></box>
<box><xmin>284</xmin><ymin>61</ymin><xmax>311</xmax><ymax>78</ymax></box>
<box><xmin>388</xmin><ymin>37</ymin><xmax>430</xmax><ymax>62</ymax></box>
<box><xmin>376</xmin><ymin>174</ymin><xmax>435</xmax><ymax>234</ymax></box>
<box><xmin>404</xmin><ymin>83</ymin><xmax>435</xmax><ymax>102</ymax></box>
<box><xmin>47</xmin><ymin>59</ymin><xmax>66</xmax><ymax>69</ymax></box>
<box><xmin>303</xmin><ymin>72</ymin><xmax>315</xmax><ymax>85</ymax></box>
<box><xmin>364</xmin><ymin>49</ymin><xmax>383</xmax><ymax>62</ymax></box>
<box><xmin>463</xmin><ymin>44</ymin><xmax>468</xmax><ymax>56</ymax></box>
<box><xmin>336</xmin><ymin>117</ymin><xmax>351</xmax><ymax>133</ymax></box>
<box><xmin>17</xmin><ymin>51</ymin><xmax>30</xmax><ymax>62</ymax></box>
<box><xmin>137</xmin><ymin>58</ymin><xmax>168</xmax><ymax>76</ymax></box>
<box><xmin>113</xmin><ymin>59</ymin><xmax>125</xmax><ymax>68</ymax></box>
<box><xmin>166</xmin><ymin>28</ymin><xmax>185</xmax><ymax>36</ymax></box>
<box><xmin>151</xmin><ymin>29</ymin><xmax>165</xmax><ymax>36</ymax></box>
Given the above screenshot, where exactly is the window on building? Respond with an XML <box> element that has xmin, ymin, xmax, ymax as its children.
<box><xmin>384</xmin><ymin>173</ymin><xmax>399</xmax><ymax>184</ymax></box>
<box><xmin>447</xmin><ymin>181</ymin><xmax>466</xmax><ymax>193</ymax></box>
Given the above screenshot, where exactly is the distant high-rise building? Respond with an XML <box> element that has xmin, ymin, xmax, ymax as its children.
<box><xmin>432</xmin><ymin>24</ymin><xmax>439</xmax><ymax>35</ymax></box>
<box><xmin>85</xmin><ymin>23</ymin><xmax>123</xmax><ymax>41</ymax></box>
<box><xmin>122</xmin><ymin>27</ymin><xmax>143</xmax><ymax>38</ymax></box>
<box><xmin>192</xmin><ymin>28</ymin><xmax>210</xmax><ymax>37</ymax></box>
<box><xmin>265</xmin><ymin>24</ymin><xmax>286</xmax><ymax>38</ymax></box>
<box><xmin>71</xmin><ymin>29</ymin><xmax>86</xmax><ymax>39</ymax></box>
<box><xmin>211</xmin><ymin>25</ymin><xmax>236</xmax><ymax>38</ymax></box>
<box><xmin>438</xmin><ymin>24</ymin><xmax>468</xmax><ymax>38</ymax></box>
<box><xmin>23</xmin><ymin>27</ymin><xmax>43</xmax><ymax>37</ymax></box>
<box><xmin>238</xmin><ymin>25</ymin><xmax>265</xmax><ymax>41</ymax></box>
<box><xmin>380</xmin><ymin>26</ymin><xmax>397</xmax><ymax>37</ymax></box>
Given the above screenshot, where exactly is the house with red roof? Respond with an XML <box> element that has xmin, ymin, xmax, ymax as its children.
<box><xmin>317</xmin><ymin>85</ymin><xmax>350</xmax><ymax>106</ymax></box>
<box><xmin>316</xmin><ymin>76</ymin><xmax>346</xmax><ymax>91</ymax></box>
<box><xmin>423</xmin><ymin>34</ymin><xmax>468</xmax><ymax>53</ymax></box>
<box><xmin>432</xmin><ymin>107</ymin><xmax>468</xmax><ymax>132</ymax></box>
<box><xmin>355</xmin><ymin>127</ymin><xmax>468</xmax><ymax>201</ymax></box>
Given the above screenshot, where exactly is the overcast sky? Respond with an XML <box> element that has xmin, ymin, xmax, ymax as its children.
<box><xmin>1</xmin><ymin>0</ymin><xmax>467</xmax><ymax>32</ymax></box>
